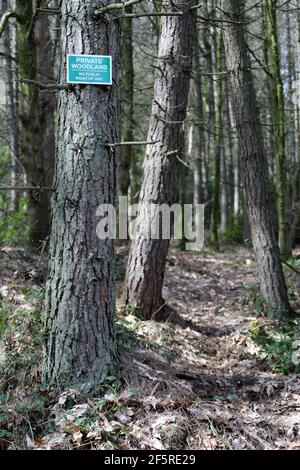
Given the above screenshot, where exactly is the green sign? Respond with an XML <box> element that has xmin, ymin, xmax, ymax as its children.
<box><xmin>67</xmin><ymin>54</ymin><xmax>112</xmax><ymax>85</ymax></box>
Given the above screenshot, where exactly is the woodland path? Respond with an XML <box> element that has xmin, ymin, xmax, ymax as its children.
<box><xmin>0</xmin><ymin>247</ymin><xmax>300</xmax><ymax>449</ymax></box>
<box><xmin>119</xmin><ymin>247</ymin><xmax>300</xmax><ymax>450</ymax></box>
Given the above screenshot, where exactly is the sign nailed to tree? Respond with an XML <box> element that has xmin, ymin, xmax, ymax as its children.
<box><xmin>67</xmin><ymin>54</ymin><xmax>112</xmax><ymax>85</ymax></box>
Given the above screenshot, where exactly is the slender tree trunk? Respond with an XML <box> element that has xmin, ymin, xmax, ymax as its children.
<box><xmin>287</xmin><ymin>1</ymin><xmax>300</xmax><ymax>251</ymax></box>
<box><xmin>224</xmin><ymin>77</ymin><xmax>234</xmax><ymax>220</ymax></box>
<box><xmin>16</xmin><ymin>0</ymin><xmax>40</xmax><ymax>244</ymax></box>
<box><xmin>264</xmin><ymin>0</ymin><xmax>289</xmax><ymax>258</ymax></box>
<box><xmin>202</xmin><ymin>0</ymin><xmax>214</xmax><ymax>224</ymax></box>
<box><xmin>227</xmin><ymin>83</ymin><xmax>240</xmax><ymax>219</ymax></box>
<box><xmin>211</xmin><ymin>28</ymin><xmax>223</xmax><ymax>250</ymax></box>
<box><xmin>221</xmin><ymin>0</ymin><xmax>291</xmax><ymax>315</ymax></box>
<box><xmin>193</xmin><ymin>29</ymin><xmax>205</xmax><ymax>208</ymax></box>
<box><xmin>35</xmin><ymin>4</ymin><xmax>55</xmax><ymax>239</ymax></box>
<box><xmin>16</xmin><ymin>0</ymin><xmax>54</xmax><ymax>246</ymax></box>
<box><xmin>2</xmin><ymin>0</ymin><xmax>19</xmax><ymax>211</ymax></box>
<box><xmin>220</xmin><ymin>147</ymin><xmax>228</xmax><ymax>232</ymax></box>
<box><xmin>119</xmin><ymin>5</ymin><xmax>134</xmax><ymax>200</ymax></box>
<box><xmin>43</xmin><ymin>0</ymin><xmax>120</xmax><ymax>385</ymax></box>
<box><xmin>125</xmin><ymin>0</ymin><xmax>196</xmax><ymax>320</ymax></box>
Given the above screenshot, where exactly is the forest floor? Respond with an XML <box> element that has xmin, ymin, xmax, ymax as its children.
<box><xmin>0</xmin><ymin>245</ymin><xmax>300</xmax><ymax>450</ymax></box>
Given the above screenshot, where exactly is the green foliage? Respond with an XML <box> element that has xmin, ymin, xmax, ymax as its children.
<box><xmin>221</xmin><ymin>215</ymin><xmax>244</xmax><ymax>245</ymax></box>
<box><xmin>249</xmin><ymin>319</ymin><xmax>300</xmax><ymax>374</ymax></box>
<box><xmin>116</xmin><ymin>316</ymin><xmax>141</xmax><ymax>348</ymax></box>
<box><xmin>242</xmin><ymin>284</ymin><xmax>268</xmax><ymax>315</ymax></box>
<box><xmin>0</xmin><ymin>299</ymin><xmax>11</xmax><ymax>338</ymax></box>
<box><xmin>0</xmin><ymin>197</ymin><xmax>28</xmax><ymax>245</ymax></box>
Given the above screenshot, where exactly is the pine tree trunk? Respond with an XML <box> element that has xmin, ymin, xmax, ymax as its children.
<box><xmin>43</xmin><ymin>0</ymin><xmax>120</xmax><ymax>385</ymax></box>
<box><xmin>221</xmin><ymin>0</ymin><xmax>291</xmax><ymax>316</ymax></box>
<box><xmin>35</xmin><ymin>6</ymin><xmax>55</xmax><ymax>239</ymax></box>
<box><xmin>125</xmin><ymin>0</ymin><xmax>196</xmax><ymax>320</ymax></box>
<box><xmin>16</xmin><ymin>0</ymin><xmax>41</xmax><ymax>245</ymax></box>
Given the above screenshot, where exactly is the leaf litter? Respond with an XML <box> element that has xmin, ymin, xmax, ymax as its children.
<box><xmin>0</xmin><ymin>246</ymin><xmax>300</xmax><ymax>449</ymax></box>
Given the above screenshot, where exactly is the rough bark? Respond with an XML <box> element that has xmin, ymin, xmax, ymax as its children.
<box><xmin>16</xmin><ymin>0</ymin><xmax>40</xmax><ymax>243</ymax></box>
<box><xmin>35</xmin><ymin>5</ymin><xmax>55</xmax><ymax>238</ymax></box>
<box><xmin>43</xmin><ymin>0</ymin><xmax>120</xmax><ymax>385</ymax></box>
<box><xmin>16</xmin><ymin>0</ymin><xmax>54</xmax><ymax>246</ymax></box>
<box><xmin>221</xmin><ymin>0</ymin><xmax>291</xmax><ymax>315</ymax></box>
<box><xmin>125</xmin><ymin>0</ymin><xmax>196</xmax><ymax>320</ymax></box>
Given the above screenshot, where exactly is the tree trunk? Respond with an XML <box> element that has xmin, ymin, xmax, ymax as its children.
<box><xmin>286</xmin><ymin>4</ymin><xmax>300</xmax><ymax>252</ymax></box>
<box><xmin>35</xmin><ymin>4</ymin><xmax>55</xmax><ymax>240</ymax></box>
<box><xmin>211</xmin><ymin>28</ymin><xmax>223</xmax><ymax>250</ymax></box>
<box><xmin>193</xmin><ymin>30</ymin><xmax>205</xmax><ymax>208</ymax></box>
<box><xmin>43</xmin><ymin>0</ymin><xmax>120</xmax><ymax>385</ymax></box>
<box><xmin>264</xmin><ymin>0</ymin><xmax>289</xmax><ymax>258</ymax></box>
<box><xmin>125</xmin><ymin>0</ymin><xmax>196</xmax><ymax>320</ymax></box>
<box><xmin>202</xmin><ymin>0</ymin><xmax>215</xmax><ymax>225</ymax></box>
<box><xmin>16</xmin><ymin>0</ymin><xmax>54</xmax><ymax>247</ymax></box>
<box><xmin>118</xmin><ymin>5</ymin><xmax>134</xmax><ymax>200</ymax></box>
<box><xmin>2</xmin><ymin>0</ymin><xmax>19</xmax><ymax>212</ymax></box>
<box><xmin>224</xmin><ymin>76</ymin><xmax>235</xmax><ymax>220</ymax></box>
<box><xmin>221</xmin><ymin>0</ymin><xmax>291</xmax><ymax>315</ymax></box>
<box><xmin>220</xmin><ymin>147</ymin><xmax>228</xmax><ymax>232</ymax></box>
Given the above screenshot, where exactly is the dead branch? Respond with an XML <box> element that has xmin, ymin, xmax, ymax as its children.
<box><xmin>95</xmin><ymin>0</ymin><xmax>145</xmax><ymax>16</ymax></box>
<box><xmin>0</xmin><ymin>185</ymin><xmax>55</xmax><ymax>192</ymax></box>
<box><xmin>19</xmin><ymin>78</ymin><xmax>71</xmax><ymax>91</ymax></box>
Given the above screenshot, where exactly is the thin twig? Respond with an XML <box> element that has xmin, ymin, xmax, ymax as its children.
<box><xmin>37</xmin><ymin>8</ymin><xmax>60</xmax><ymax>15</ymax></box>
<box><xmin>19</xmin><ymin>78</ymin><xmax>71</xmax><ymax>90</ymax></box>
<box><xmin>95</xmin><ymin>0</ymin><xmax>145</xmax><ymax>16</ymax></box>
<box><xmin>0</xmin><ymin>185</ymin><xmax>55</xmax><ymax>192</ymax></box>
<box><xmin>117</xmin><ymin>12</ymin><xmax>183</xmax><ymax>18</ymax></box>
<box><xmin>106</xmin><ymin>140</ymin><xmax>159</xmax><ymax>147</ymax></box>
<box><xmin>281</xmin><ymin>259</ymin><xmax>300</xmax><ymax>277</ymax></box>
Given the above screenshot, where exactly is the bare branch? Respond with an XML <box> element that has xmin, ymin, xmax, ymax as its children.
<box><xmin>281</xmin><ymin>259</ymin><xmax>300</xmax><ymax>277</ymax></box>
<box><xmin>106</xmin><ymin>140</ymin><xmax>159</xmax><ymax>147</ymax></box>
<box><xmin>101</xmin><ymin>2</ymin><xmax>202</xmax><ymax>20</ymax></box>
<box><xmin>0</xmin><ymin>185</ymin><xmax>55</xmax><ymax>192</ymax></box>
<box><xmin>19</xmin><ymin>78</ymin><xmax>71</xmax><ymax>91</ymax></box>
<box><xmin>95</xmin><ymin>0</ymin><xmax>145</xmax><ymax>16</ymax></box>
<box><xmin>117</xmin><ymin>12</ymin><xmax>183</xmax><ymax>18</ymax></box>
<box><xmin>37</xmin><ymin>8</ymin><xmax>60</xmax><ymax>15</ymax></box>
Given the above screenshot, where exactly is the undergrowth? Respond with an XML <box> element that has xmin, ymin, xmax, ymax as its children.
<box><xmin>249</xmin><ymin>319</ymin><xmax>300</xmax><ymax>374</ymax></box>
